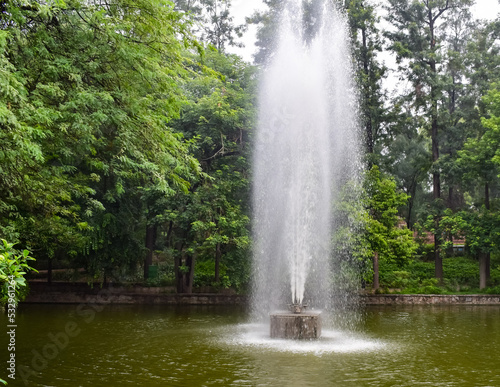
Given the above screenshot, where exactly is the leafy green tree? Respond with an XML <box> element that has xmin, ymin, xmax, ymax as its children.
<box><xmin>333</xmin><ymin>166</ymin><xmax>417</xmax><ymax>291</ymax></box>
<box><xmin>438</xmin><ymin>6</ymin><xmax>475</xmax><ymax>211</ymax></box>
<box><xmin>164</xmin><ymin>51</ymin><xmax>256</xmax><ymax>292</ymax></box>
<box><xmin>1</xmin><ymin>0</ymin><xmax>202</xmax><ymax>281</ymax></box>
<box><xmin>440</xmin><ymin>208</ymin><xmax>500</xmax><ymax>289</ymax></box>
<box><xmin>246</xmin><ymin>0</ymin><xmax>282</xmax><ymax>65</ymax></box>
<box><xmin>459</xmin><ymin>23</ymin><xmax>500</xmax><ymax>206</ymax></box>
<box><xmin>345</xmin><ymin>0</ymin><xmax>387</xmax><ymax>161</ymax></box>
<box><xmin>385</xmin><ymin>0</ymin><xmax>472</xmax><ymax>282</ymax></box>
<box><xmin>175</xmin><ymin>0</ymin><xmax>246</xmax><ymax>51</ymax></box>
<box><xmin>0</xmin><ymin>240</ymin><xmax>37</xmax><ymax>306</ymax></box>
<box><xmin>365</xmin><ymin>166</ymin><xmax>417</xmax><ymax>290</ymax></box>
<box><xmin>480</xmin><ymin>87</ymin><xmax>500</xmax><ymax>174</ymax></box>
<box><xmin>437</xmin><ymin>86</ymin><xmax>500</xmax><ymax>289</ymax></box>
<box><xmin>375</xmin><ymin>74</ymin><xmax>432</xmax><ymax>229</ymax></box>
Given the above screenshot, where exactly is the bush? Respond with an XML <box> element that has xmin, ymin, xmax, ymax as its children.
<box><xmin>144</xmin><ymin>262</ymin><xmax>176</xmax><ymax>287</ymax></box>
<box><xmin>484</xmin><ymin>285</ymin><xmax>500</xmax><ymax>294</ymax></box>
<box><xmin>378</xmin><ymin>256</ymin><xmax>483</xmax><ymax>294</ymax></box>
<box><xmin>407</xmin><ymin>260</ymin><xmax>434</xmax><ymax>281</ymax></box>
<box><xmin>0</xmin><ymin>240</ymin><xmax>37</xmax><ymax>306</ymax></box>
<box><xmin>400</xmin><ymin>278</ymin><xmax>443</xmax><ymax>294</ymax></box>
<box><xmin>415</xmin><ymin>243</ymin><xmax>435</xmax><ymax>261</ymax></box>
<box><xmin>193</xmin><ymin>260</ymin><xmax>231</xmax><ymax>289</ymax></box>
<box><xmin>443</xmin><ymin>256</ymin><xmax>479</xmax><ymax>286</ymax></box>
<box><xmin>381</xmin><ymin>270</ymin><xmax>412</xmax><ymax>288</ymax></box>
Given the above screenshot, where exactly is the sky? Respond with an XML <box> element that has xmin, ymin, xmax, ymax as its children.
<box><xmin>228</xmin><ymin>0</ymin><xmax>500</xmax><ymax>63</ymax></box>
<box><xmin>229</xmin><ymin>0</ymin><xmax>265</xmax><ymax>61</ymax></box>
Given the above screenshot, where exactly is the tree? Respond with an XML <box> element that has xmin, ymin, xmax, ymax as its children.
<box><xmin>165</xmin><ymin>51</ymin><xmax>256</xmax><ymax>292</ymax></box>
<box><xmin>480</xmin><ymin>87</ymin><xmax>500</xmax><ymax>174</ymax></box>
<box><xmin>455</xmin><ymin>97</ymin><xmax>498</xmax><ymax>286</ymax></box>
<box><xmin>364</xmin><ymin>166</ymin><xmax>417</xmax><ymax>290</ymax></box>
<box><xmin>379</xmin><ymin>121</ymin><xmax>432</xmax><ymax>228</ymax></box>
<box><xmin>246</xmin><ymin>0</ymin><xmax>283</xmax><ymax>65</ymax></box>
<box><xmin>0</xmin><ymin>240</ymin><xmax>37</xmax><ymax>306</ymax></box>
<box><xmin>334</xmin><ymin>167</ymin><xmax>417</xmax><ymax>291</ymax></box>
<box><xmin>175</xmin><ymin>0</ymin><xmax>246</xmax><ymax>51</ymax></box>
<box><xmin>1</xmin><ymin>0</ymin><xmax>202</xmax><ymax>281</ymax></box>
<box><xmin>385</xmin><ymin>0</ymin><xmax>472</xmax><ymax>282</ymax></box>
<box><xmin>345</xmin><ymin>0</ymin><xmax>387</xmax><ymax>161</ymax></box>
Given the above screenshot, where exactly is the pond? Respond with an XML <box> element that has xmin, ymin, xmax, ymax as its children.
<box><xmin>1</xmin><ymin>303</ymin><xmax>499</xmax><ymax>386</ymax></box>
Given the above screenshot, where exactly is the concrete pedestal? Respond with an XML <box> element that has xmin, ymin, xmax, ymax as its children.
<box><xmin>270</xmin><ymin>312</ymin><xmax>321</xmax><ymax>339</ymax></box>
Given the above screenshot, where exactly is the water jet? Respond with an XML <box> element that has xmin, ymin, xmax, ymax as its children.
<box><xmin>252</xmin><ymin>0</ymin><xmax>362</xmax><ymax>338</ymax></box>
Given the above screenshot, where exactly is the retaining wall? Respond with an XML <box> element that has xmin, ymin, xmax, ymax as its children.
<box><xmin>360</xmin><ymin>294</ymin><xmax>500</xmax><ymax>305</ymax></box>
<box><xmin>24</xmin><ymin>283</ymin><xmax>500</xmax><ymax>305</ymax></box>
<box><xmin>24</xmin><ymin>282</ymin><xmax>247</xmax><ymax>305</ymax></box>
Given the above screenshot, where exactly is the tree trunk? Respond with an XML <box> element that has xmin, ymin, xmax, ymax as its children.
<box><xmin>361</xmin><ymin>24</ymin><xmax>374</xmax><ymax>157</ymax></box>
<box><xmin>428</xmin><ymin>14</ymin><xmax>443</xmax><ymax>284</ymax></box>
<box><xmin>47</xmin><ymin>258</ymin><xmax>52</xmax><ymax>285</ymax></box>
<box><xmin>406</xmin><ymin>180</ymin><xmax>417</xmax><ymax>228</ymax></box>
<box><xmin>479</xmin><ymin>252</ymin><xmax>490</xmax><ymax>290</ymax></box>
<box><xmin>175</xmin><ymin>255</ymin><xmax>183</xmax><ymax>293</ymax></box>
<box><xmin>434</xmin><ymin>233</ymin><xmax>443</xmax><ymax>283</ymax></box>
<box><xmin>183</xmin><ymin>255</ymin><xmax>195</xmax><ymax>294</ymax></box>
<box><xmin>485</xmin><ymin>182</ymin><xmax>490</xmax><ymax>210</ymax></box>
<box><xmin>373</xmin><ymin>251</ymin><xmax>379</xmax><ymax>291</ymax></box>
<box><xmin>486</xmin><ymin>253</ymin><xmax>491</xmax><ymax>283</ymax></box>
<box><xmin>175</xmin><ymin>252</ymin><xmax>196</xmax><ymax>294</ymax></box>
<box><xmin>431</xmin><ymin>94</ymin><xmax>443</xmax><ymax>283</ymax></box>
<box><xmin>215</xmin><ymin>242</ymin><xmax>221</xmax><ymax>283</ymax></box>
<box><xmin>481</xmin><ymin>182</ymin><xmax>491</xmax><ymax>288</ymax></box>
<box><xmin>144</xmin><ymin>224</ymin><xmax>156</xmax><ymax>280</ymax></box>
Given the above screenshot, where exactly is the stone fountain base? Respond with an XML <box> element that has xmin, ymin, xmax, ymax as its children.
<box><xmin>270</xmin><ymin>311</ymin><xmax>321</xmax><ymax>339</ymax></box>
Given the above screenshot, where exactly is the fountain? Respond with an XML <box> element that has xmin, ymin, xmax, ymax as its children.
<box><xmin>252</xmin><ymin>0</ymin><xmax>362</xmax><ymax>339</ymax></box>
<box><xmin>270</xmin><ymin>304</ymin><xmax>321</xmax><ymax>339</ymax></box>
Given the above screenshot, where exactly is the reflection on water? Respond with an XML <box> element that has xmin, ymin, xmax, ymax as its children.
<box><xmin>1</xmin><ymin>304</ymin><xmax>499</xmax><ymax>386</ymax></box>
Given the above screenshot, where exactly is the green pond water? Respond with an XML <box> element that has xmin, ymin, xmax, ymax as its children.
<box><xmin>1</xmin><ymin>303</ymin><xmax>499</xmax><ymax>387</ymax></box>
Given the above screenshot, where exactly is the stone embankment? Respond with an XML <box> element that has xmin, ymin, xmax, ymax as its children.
<box><xmin>361</xmin><ymin>294</ymin><xmax>500</xmax><ymax>305</ymax></box>
<box><xmin>24</xmin><ymin>282</ymin><xmax>500</xmax><ymax>305</ymax></box>
<box><xmin>24</xmin><ymin>282</ymin><xmax>246</xmax><ymax>305</ymax></box>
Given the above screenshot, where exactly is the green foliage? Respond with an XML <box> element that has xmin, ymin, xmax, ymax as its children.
<box><xmin>144</xmin><ymin>262</ymin><xmax>176</xmax><ymax>287</ymax></box>
<box><xmin>0</xmin><ymin>0</ymin><xmax>203</xmax><ymax>281</ymax></box>
<box><xmin>161</xmin><ymin>50</ymin><xmax>256</xmax><ymax>291</ymax></box>
<box><xmin>377</xmin><ymin>256</ymin><xmax>499</xmax><ymax>293</ymax></box>
<box><xmin>481</xmin><ymin>86</ymin><xmax>500</xmax><ymax>173</ymax></box>
<box><xmin>378</xmin><ymin>260</ymin><xmax>440</xmax><ymax>293</ymax></box>
<box><xmin>365</xmin><ymin>166</ymin><xmax>417</xmax><ymax>266</ymax></box>
<box><xmin>443</xmin><ymin>257</ymin><xmax>480</xmax><ymax>287</ymax></box>
<box><xmin>0</xmin><ymin>240</ymin><xmax>37</xmax><ymax>306</ymax></box>
<box><xmin>415</xmin><ymin>242</ymin><xmax>435</xmax><ymax>261</ymax></box>
<box><xmin>403</xmin><ymin>278</ymin><xmax>443</xmax><ymax>295</ymax></box>
<box><xmin>245</xmin><ymin>0</ymin><xmax>283</xmax><ymax>65</ymax></box>
<box><xmin>332</xmin><ymin>166</ymin><xmax>418</xmax><ymax>287</ymax></box>
<box><xmin>194</xmin><ymin>259</ymin><xmax>230</xmax><ymax>288</ymax></box>
<box><xmin>175</xmin><ymin>0</ymin><xmax>246</xmax><ymax>51</ymax></box>
<box><xmin>440</xmin><ymin>207</ymin><xmax>500</xmax><ymax>256</ymax></box>
<box><xmin>331</xmin><ymin>177</ymin><xmax>370</xmax><ymax>285</ymax></box>
<box><xmin>345</xmin><ymin>0</ymin><xmax>387</xmax><ymax>159</ymax></box>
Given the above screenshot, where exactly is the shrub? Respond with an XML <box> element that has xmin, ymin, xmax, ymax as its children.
<box><xmin>407</xmin><ymin>260</ymin><xmax>434</xmax><ymax>281</ymax></box>
<box><xmin>415</xmin><ymin>243</ymin><xmax>435</xmax><ymax>261</ymax></box>
<box><xmin>443</xmin><ymin>257</ymin><xmax>479</xmax><ymax>286</ymax></box>
<box><xmin>144</xmin><ymin>262</ymin><xmax>176</xmax><ymax>287</ymax></box>
<box><xmin>0</xmin><ymin>240</ymin><xmax>37</xmax><ymax>306</ymax></box>
<box><xmin>193</xmin><ymin>260</ymin><xmax>230</xmax><ymax>289</ymax></box>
